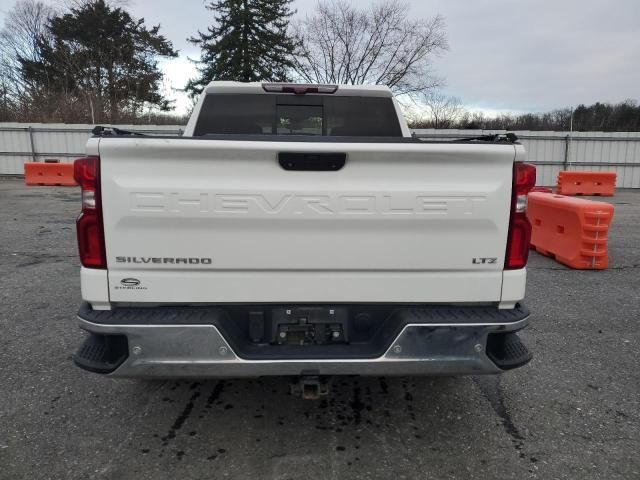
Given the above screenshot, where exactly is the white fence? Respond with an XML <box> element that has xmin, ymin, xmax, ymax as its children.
<box><xmin>2</xmin><ymin>123</ymin><xmax>639</xmax><ymax>187</ymax></box>
<box><xmin>413</xmin><ymin>129</ymin><xmax>640</xmax><ymax>188</ymax></box>
<box><xmin>0</xmin><ymin>123</ymin><xmax>184</xmax><ymax>175</ymax></box>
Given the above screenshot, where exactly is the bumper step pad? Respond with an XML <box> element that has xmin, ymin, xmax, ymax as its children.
<box><xmin>486</xmin><ymin>332</ymin><xmax>532</xmax><ymax>370</ymax></box>
<box><xmin>73</xmin><ymin>333</ymin><xmax>128</xmax><ymax>374</ymax></box>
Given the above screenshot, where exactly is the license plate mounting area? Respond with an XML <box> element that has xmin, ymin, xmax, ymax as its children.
<box><xmin>271</xmin><ymin>307</ymin><xmax>348</xmax><ymax>345</ymax></box>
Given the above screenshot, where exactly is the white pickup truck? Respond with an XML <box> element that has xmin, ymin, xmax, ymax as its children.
<box><xmin>73</xmin><ymin>82</ymin><xmax>535</xmax><ymax>396</ymax></box>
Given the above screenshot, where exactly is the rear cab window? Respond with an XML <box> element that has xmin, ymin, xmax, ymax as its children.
<box><xmin>193</xmin><ymin>94</ymin><xmax>402</xmax><ymax>137</ymax></box>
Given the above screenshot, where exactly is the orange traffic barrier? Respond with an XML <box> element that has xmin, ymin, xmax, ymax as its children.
<box><xmin>24</xmin><ymin>162</ymin><xmax>77</xmax><ymax>186</ymax></box>
<box><xmin>530</xmin><ymin>186</ymin><xmax>553</xmax><ymax>193</ymax></box>
<box><xmin>527</xmin><ymin>192</ymin><xmax>614</xmax><ymax>269</ymax></box>
<box><xmin>556</xmin><ymin>171</ymin><xmax>616</xmax><ymax>196</ymax></box>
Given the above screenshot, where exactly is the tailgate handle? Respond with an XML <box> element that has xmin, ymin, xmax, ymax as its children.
<box><xmin>278</xmin><ymin>152</ymin><xmax>346</xmax><ymax>171</ymax></box>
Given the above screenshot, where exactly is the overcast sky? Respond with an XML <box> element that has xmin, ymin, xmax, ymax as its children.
<box><xmin>2</xmin><ymin>0</ymin><xmax>639</xmax><ymax>115</ymax></box>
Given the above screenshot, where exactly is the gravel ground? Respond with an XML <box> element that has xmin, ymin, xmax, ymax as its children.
<box><xmin>0</xmin><ymin>178</ymin><xmax>638</xmax><ymax>480</ymax></box>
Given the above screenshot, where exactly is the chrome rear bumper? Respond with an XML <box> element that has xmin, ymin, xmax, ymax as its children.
<box><xmin>76</xmin><ymin>314</ymin><xmax>530</xmax><ymax>378</ymax></box>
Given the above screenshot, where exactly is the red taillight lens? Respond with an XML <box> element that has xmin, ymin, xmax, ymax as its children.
<box><xmin>505</xmin><ymin>163</ymin><xmax>536</xmax><ymax>269</ymax></box>
<box><xmin>514</xmin><ymin>162</ymin><xmax>536</xmax><ymax>196</ymax></box>
<box><xmin>74</xmin><ymin>157</ymin><xmax>106</xmax><ymax>268</ymax></box>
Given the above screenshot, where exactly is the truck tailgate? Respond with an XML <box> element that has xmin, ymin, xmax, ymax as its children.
<box><xmin>99</xmin><ymin>137</ymin><xmax>515</xmax><ymax>304</ymax></box>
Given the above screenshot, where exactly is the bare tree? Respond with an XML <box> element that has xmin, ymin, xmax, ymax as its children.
<box><xmin>291</xmin><ymin>0</ymin><xmax>447</xmax><ymax>96</ymax></box>
<box><xmin>416</xmin><ymin>91</ymin><xmax>463</xmax><ymax>128</ymax></box>
<box><xmin>0</xmin><ymin>0</ymin><xmax>54</xmax><ymax>103</ymax></box>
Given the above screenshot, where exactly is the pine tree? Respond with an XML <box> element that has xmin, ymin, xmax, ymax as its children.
<box><xmin>186</xmin><ymin>0</ymin><xmax>296</xmax><ymax>96</ymax></box>
<box><xmin>19</xmin><ymin>0</ymin><xmax>177</xmax><ymax>123</ymax></box>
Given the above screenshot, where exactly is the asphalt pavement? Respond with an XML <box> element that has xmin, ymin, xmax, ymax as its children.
<box><xmin>0</xmin><ymin>178</ymin><xmax>638</xmax><ymax>480</ymax></box>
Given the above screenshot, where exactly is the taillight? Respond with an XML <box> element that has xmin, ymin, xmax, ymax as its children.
<box><xmin>505</xmin><ymin>162</ymin><xmax>536</xmax><ymax>269</ymax></box>
<box><xmin>73</xmin><ymin>157</ymin><xmax>106</xmax><ymax>268</ymax></box>
<box><xmin>262</xmin><ymin>83</ymin><xmax>338</xmax><ymax>94</ymax></box>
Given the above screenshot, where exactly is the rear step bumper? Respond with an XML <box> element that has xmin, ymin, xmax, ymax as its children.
<box><xmin>74</xmin><ymin>303</ymin><xmax>531</xmax><ymax>377</ymax></box>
